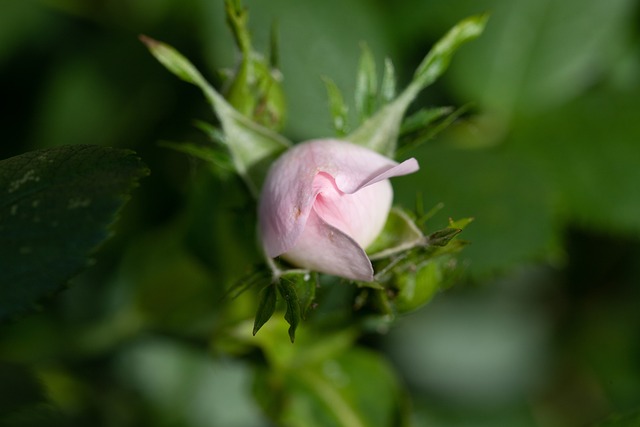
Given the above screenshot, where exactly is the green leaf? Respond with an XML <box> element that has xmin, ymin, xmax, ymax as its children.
<box><xmin>141</xmin><ymin>36</ymin><xmax>290</xmax><ymax>195</ymax></box>
<box><xmin>277</xmin><ymin>280</ymin><xmax>302</xmax><ymax>343</ymax></box>
<box><xmin>281</xmin><ymin>271</ymin><xmax>316</xmax><ymax>320</ymax></box>
<box><xmin>367</xmin><ymin>208</ymin><xmax>424</xmax><ymax>260</ymax></box>
<box><xmin>276</xmin><ymin>348</ymin><xmax>406</xmax><ymax>427</ymax></box>
<box><xmin>322</xmin><ymin>77</ymin><xmax>350</xmax><ymax>136</ymax></box>
<box><xmin>348</xmin><ymin>14</ymin><xmax>487</xmax><ymax>156</ymax></box>
<box><xmin>426</xmin><ymin>228</ymin><xmax>462</xmax><ymax>247</ymax></box>
<box><xmin>354</xmin><ymin>43</ymin><xmax>378</xmax><ymax>122</ymax></box>
<box><xmin>0</xmin><ymin>145</ymin><xmax>148</xmax><ymax>322</ymax></box>
<box><xmin>253</xmin><ymin>284</ymin><xmax>277</xmax><ymax>336</ymax></box>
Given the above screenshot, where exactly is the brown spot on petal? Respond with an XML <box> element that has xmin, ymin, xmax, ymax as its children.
<box><xmin>294</xmin><ymin>206</ymin><xmax>302</xmax><ymax>219</ymax></box>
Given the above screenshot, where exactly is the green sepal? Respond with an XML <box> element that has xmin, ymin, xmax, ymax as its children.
<box><xmin>426</xmin><ymin>227</ymin><xmax>462</xmax><ymax>247</ymax></box>
<box><xmin>367</xmin><ymin>208</ymin><xmax>424</xmax><ymax>260</ymax></box>
<box><xmin>347</xmin><ymin>14</ymin><xmax>487</xmax><ymax>157</ymax></box>
<box><xmin>140</xmin><ymin>35</ymin><xmax>290</xmax><ymax>196</ymax></box>
<box><xmin>410</xmin><ymin>14</ymin><xmax>489</xmax><ymax>93</ymax></box>
<box><xmin>355</xmin><ymin>43</ymin><xmax>378</xmax><ymax>121</ymax></box>
<box><xmin>277</xmin><ymin>280</ymin><xmax>302</xmax><ymax>343</ymax></box>
<box><xmin>322</xmin><ymin>77</ymin><xmax>350</xmax><ymax>136</ymax></box>
<box><xmin>281</xmin><ymin>271</ymin><xmax>316</xmax><ymax>320</ymax></box>
<box><xmin>380</xmin><ymin>58</ymin><xmax>396</xmax><ymax>104</ymax></box>
<box><xmin>253</xmin><ymin>284</ymin><xmax>277</xmax><ymax>336</ymax></box>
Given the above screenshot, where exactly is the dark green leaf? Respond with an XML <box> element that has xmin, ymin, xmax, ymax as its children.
<box><xmin>0</xmin><ymin>145</ymin><xmax>148</xmax><ymax>322</ymax></box>
<box><xmin>281</xmin><ymin>271</ymin><xmax>316</xmax><ymax>320</ymax></box>
<box><xmin>277</xmin><ymin>280</ymin><xmax>301</xmax><ymax>343</ymax></box>
<box><xmin>253</xmin><ymin>284</ymin><xmax>277</xmax><ymax>336</ymax></box>
<box><xmin>426</xmin><ymin>228</ymin><xmax>462</xmax><ymax>247</ymax></box>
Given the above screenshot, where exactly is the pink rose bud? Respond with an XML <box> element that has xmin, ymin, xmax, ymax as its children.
<box><xmin>259</xmin><ymin>139</ymin><xmax>419</xmax><ymax>281</ymax></box>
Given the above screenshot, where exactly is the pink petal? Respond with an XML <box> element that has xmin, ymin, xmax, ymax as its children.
<box><xmin>312</xmin><ymin>173</ymin><xmax>393</xmax><ymax>249</ymax></box>
<box><xmin>282</xmin><ymin>209</ymin><xmax>374</xmax><ymax>281</ymax></box>
<box><xmin>259</xmin><ymin>139</ymin><xmax>419</xmax><ymax>258</ymax></box>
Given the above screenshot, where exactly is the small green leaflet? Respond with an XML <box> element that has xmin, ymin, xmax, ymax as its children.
<box><xmin>0</xmin><ymin>145</ymin><xmax>148</xmax><ymax>322</ymax></box>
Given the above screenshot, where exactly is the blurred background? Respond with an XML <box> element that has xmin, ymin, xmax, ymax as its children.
<box><xmin>1</xmin><ymin>0</ymin><xmax>640</xmax><ymax>426</ymax></box>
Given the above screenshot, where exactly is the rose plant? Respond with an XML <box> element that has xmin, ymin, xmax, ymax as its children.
<box><xmin>259</xmin><ymin>139</ymin><xmax>418</xmax><ymax>281</ymax></box>
<box><xmin>143</xmin><ymin>3</ymin><xmax>485</xmax><ymax>341</ymax></box>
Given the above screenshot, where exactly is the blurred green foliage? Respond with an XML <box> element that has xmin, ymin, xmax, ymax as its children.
<box><xmin>2</xmin><ymin>0</ymin><xmax>640</xmax><ymax>426</ymax></box>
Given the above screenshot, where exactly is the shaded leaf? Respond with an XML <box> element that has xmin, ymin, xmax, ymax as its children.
<box><xmin>0</xmin><ymin>145</ymin><xmax>148</xmax><ymax>322</ymax></box>
<box><xmin>277</xmin><ymin>280</ymin><xmax>301</xmax><ymax>343</ymax></box>
<box><xmin>253</xmin><ymin>284</ymin><xmax>277</xmax><ymax>336</ymax></box>
<box><xmin>281</xmin><ymin>271</ymin><xmax>316</xmax><ymax>320</ymax></box>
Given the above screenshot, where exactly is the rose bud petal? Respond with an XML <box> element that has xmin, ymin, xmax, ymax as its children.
<box><xmin>258</xmin><ymin>139</ymin><xmax>419</xmax><ymax>281</ymax></box>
